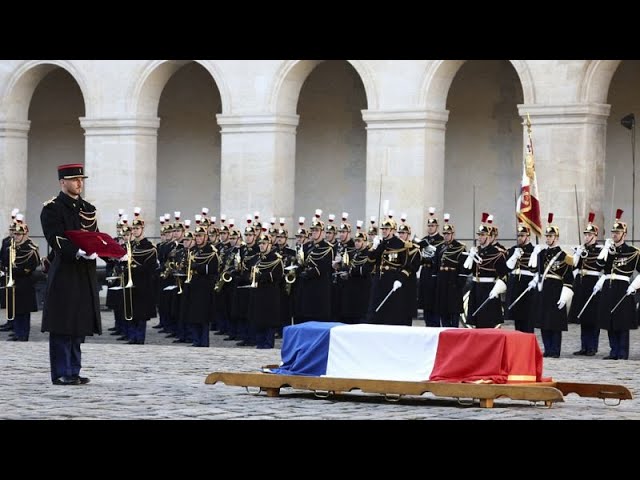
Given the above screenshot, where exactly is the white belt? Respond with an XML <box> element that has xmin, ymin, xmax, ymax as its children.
<box><xmin>580</xmin><ymin>270</ymin><xmax>601</xmax><ymax>277</ymax></box>
<box><xmin>605</xmin><ymin>274</ymin><xmax>631</xmax><ymax>283</ymax></box>
<box><xmin>510</xmin><ymin>269</ymin><xmax>535</xmax><ymax>277</ymax></box>
<box><xmin>472</xmin><ymin>277</ymin><xmax>496</xmax><ymax>283</ymax></box>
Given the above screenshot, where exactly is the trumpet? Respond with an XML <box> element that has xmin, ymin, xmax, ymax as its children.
<box><xmin>5</xmin><ymin>237</ymin><xmax>16</xmax><ymax>321</ymax></box>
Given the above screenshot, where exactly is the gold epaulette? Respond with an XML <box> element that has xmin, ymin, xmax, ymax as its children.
<box><xmin>404</xmin><ymin>241</ymin><xmax>414</xmax><ymax>249</ymax></box>
<box><xmin>275</xmin><ymin>252</ymin><xmax>282</xmax><ymax>259</ymax></box>
<box><xmin>43</xmin><ymin>196</ymin><xmax>56</xmax><ymax>206</ymax></box>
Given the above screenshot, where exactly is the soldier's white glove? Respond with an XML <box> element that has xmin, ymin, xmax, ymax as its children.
<box><xmin>76</xmin><ymin>248</ymin><xmax>87</xmax><ymax>259</ymax></box>
<box><xmin>557</xmin><ymin>286</ymin><xmax>574</xmax><ymax>310</ymax></box>
<box><xmin>488</xmin><ymin>278</ymin><xmax>507</xmax><ymax>299</ymax></box>
<box><xmin>463</xmin><ymin>247</ymin><xmax>478</xmax><ymax>270</ymax></box>
<box><xmin>82</xmin><ymin>252</ymin><xmax>98</xmax><ymax>261</ymax></box>
<box><xmin>119</xmin><ymin>253</ymin><xmax>129</xmax><ymax>262</ymax></box>
<box><xmin>528</xmin><ymin>273</ymin><xmax>539</xmax><ymax>290</ymax></box>
<box><xmin>371</xmin><ymin>235</ymin><xmax>381</xmax><ymax>250</ymax></box>
<box><xmin>506</xmin><ymin>248</ymin><xmax>523</xmax><ymax>269</ymax></box>
<box><xmin>598</xmin><ymin>238</ymin><xmax>613</xmax><ymax>261</ymax></box>
<box><xmin>573</xmin><ymin>269</ymin><xmax>579</xmax><ymax>279</ymax></box>
<box><xmin>626</xmin><ymin>275</ymin><xmax>640</xmax><ymax>296</ymax></box>
<box><xmin>593</xmin><ymin>275</ymin><xmax>606</xmax><ymax>294</ymax></box>
<box><xmin>528</xmin><ymin>244</ymin><xmax>546</xmax><ymax>268</ymax></box>
<box><xmin>572</xmin><ymin>245</ymin><xmax>585</xmax><ymax>267</ymax></box>
<box><xmin>392</xmin><ymin>280</ymin><xmax>403</xmax><ymax>292</ymax></box>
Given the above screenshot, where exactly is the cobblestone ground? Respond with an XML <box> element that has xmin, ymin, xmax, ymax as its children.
<box><xmin>1</xmin><ymin>310</ymin><xmax>639</xmax><ymax>419</ymax></box>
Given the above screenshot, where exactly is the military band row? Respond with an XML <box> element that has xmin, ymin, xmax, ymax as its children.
<box><xmin>2</xmin><ymin>206</ymin><xmax>639</xmax><ymax>358</ymax></box>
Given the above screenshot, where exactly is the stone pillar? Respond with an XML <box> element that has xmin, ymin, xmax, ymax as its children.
<box><xmin>362</xmin><ymin>110</ymin><xmax>448</xmax><ymax>238</ymax></box>
<box><xmin>216</xmin><ymin>114</ymin><xmax>299</xmax><ymax>228</ymax></box>
<box><xmin>518</xmin><ymin>103</ymin><xmax>610</xmax><ymax>244</ymax></box>
<box><xmin>80</xmin><ymin>117</ymin><xmax>161</xmax><ymax>237</ymax></box>
<box><xmin>0</xmin><ymin>120</ymin><xmax>30</xmax><ymax>235</ymax></box>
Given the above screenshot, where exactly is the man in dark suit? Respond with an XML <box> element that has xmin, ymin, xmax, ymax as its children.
<box><xmin>40</xmin><ymin>163</ymin><xmax>103</xmax><ymax>385</ymax></box>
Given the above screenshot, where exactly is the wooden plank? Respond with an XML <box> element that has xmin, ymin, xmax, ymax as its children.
<box><xmin>512</xmin><ymin>381</ymin><xmax>632</xmax><ymax>400</ymax></box>
<box><xmin>204</xmin><ymin>371</ymin><xmax>565</xmax><ymax>406</ymax></box>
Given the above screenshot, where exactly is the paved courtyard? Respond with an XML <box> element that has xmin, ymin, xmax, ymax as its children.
<box><xmin>1</xmin><ymin>310</ymin><xmax>639</xmax><ymax>419</ymax></box>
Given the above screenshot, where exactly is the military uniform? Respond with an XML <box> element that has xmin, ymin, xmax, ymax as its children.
<box><xmin>533</xmin><ymin>215</ymin><xmax>574</xmax><ymax>357</ymax></box>
<box><xmin>40</xmin><ymin>164</ymin><xmax>101</xmax><ymax>385</ymax></box>
<box><xmin>433</xmin><ymin>216</ymin><xmax>467</xmax><ymax>327</ymax></box>
<box><xmin>367</xmin><ymin>218</ymin><xmax>412</xmax><ymax>326</ymax></box>
<box><xmin>504</xmin><ymin>227</ymin><xmax>536</xmax><ymax>333</ymax></box>
<box><xmin>4</xmin><ymin>226</ymin><xmax>40</xmax><ymax>341</ymax></box>
<box><xmin>596</xmin><ymin>211</ymin><xmax>639</xmax><ymax>360</ymax></box>
<box><xmin>417</xmin><ymin>232</ymin><xmax>445</xmax><ymax>327</ymax></box>
<box><xmin>567</xmin><ymin>214</ymin><xmax>603</xmax><ymax>355</ymax></box>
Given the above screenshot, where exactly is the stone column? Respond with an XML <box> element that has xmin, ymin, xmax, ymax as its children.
<box><xmin>216</xmin><ymin>114</ymin><xmax>299</xmax><ymax>228</ymax></box>
<box><xmin>518</xmin><ymin>104</ymin><xmax>610</xmax><ymax>244</ymax></box>
<box><xmin>362</xmin><ymin>109</ymin><xmax>448</xmax><ymax>238</ymax></box>
<box><xmin>0</xmin><ymin>120</ymin><xmax>30</xmax><ymax>235</ymax></box>
<box><xmin>80</xmin><ymin>117</ymin><xmax>161</xmax><ymax>237</ymax></box>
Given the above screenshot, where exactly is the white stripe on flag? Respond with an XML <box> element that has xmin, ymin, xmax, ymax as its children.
<box><xmin>325</xmin><ymin>324</ymin><xmax>451</xmax><ymax>382</ymax></box>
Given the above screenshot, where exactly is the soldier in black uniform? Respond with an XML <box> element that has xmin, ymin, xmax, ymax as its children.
<box><xmin>567</xmin><ymin>212</ymin><xmax>603</xmax><ymax>355</ymax></box>
<box><xmin>463</xmin><ymin>213</ymin><xmax>509</xmax><ymax>328</ymax></box>
<box><xmin>233</xmin><ymin>220</ymin><xmax>261</xmax><ymax>346</ymax></box>
<box><xmin>532</xmin><ymin>213</ymin><xmax>574</xmax><ymax>358</ymax></box>
<box><xmin>365</xmin><ymin>217</ymin><xmax>379</xmax><ymax>323</ymax></box>
<box><xmin>397</xmin><ymin>214</ymin><xmax>421</xmax><ymax>325</ymax></box>
<box><xmin>340</xmin><ymin>222</ymin><xmax>373</xmax><ymax>324</ymax></box>
<box><xmin>4</xmin><ymin>221</ymin><xmax>40</xmax><ymax>341</ymax></box>
<box><xmin>124</xmin><ymin>211</ymin><xmax>158</xmax><ymax>344</ymax></box>
<box><xmin>417</xmin><ymin>207</ymin><xmax>445</xmax><ymax>327</ymax></box>
<box><xmin>186</xmin><ymin>225</ymin><xmax>218</xmax><ymax>347</ymax></box>
<box><xmin>596</xmin><ymin>209</ymin><xmax>639</xmax><ymax>360</ymax></box>
<box><xmin>368</xmin><ymin>216</ymin><xmax>412</xmax><ymax>325</ymax></box>
<box><xmin>40</xmin><ymin>163</ymin><xmax>104</xmax><ymax>385</ymax></box>
<box><xmin>433</xmin><ymin>214</ymin><xmax>467</xmax><ymax>327</ymax></box>
<box><xmin>294</xmin><ymin>213</ymin><xmax>333</xmax><ymax>322</ymax></box>
<box><xmin>274</xmin><ymin>219</ymin><xmax>296</xmax><ymax>331</ymax></box>
<box><xmin>250</xmin><ymin>231</ymin><xmax>284</xmax><ymax>348</ymax></box>
<box><xmin>331</xmin><ymin>213</ymin><xmax>356</xmax><ymax>322</ymax></box>
<box><xmin>0</xmin><ymin>209</ymin><xmax>19</xmax><ymax>331</ymax></box>
<box><xmin>504</xmin><ymin>223</ymin><xmax>537</xmax><ymax>332</ymax></box>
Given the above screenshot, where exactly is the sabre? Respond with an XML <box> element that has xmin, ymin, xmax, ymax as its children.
<box><xmin>610</xmin><ymin>293</ymin><xmax>629</xmax><ymax>314</ymax></box>
<box><xmin>375</xmin><ymin>280</ymin><xmax>402</xmax><ymax>312</ymax></box>
<box><xmin>507</xmin><ymin>285</ymin><xmax>533</xmax><ymax>310</ymax></box>
<box><xmin>471</xmin><ymin>295</ymin><xmax>494</xmax><ymax>317</ymax></box>
<box><xmin>576</xmin><ymin>290</ymin><xmax>597</xmax><ymax>319</ymax></box>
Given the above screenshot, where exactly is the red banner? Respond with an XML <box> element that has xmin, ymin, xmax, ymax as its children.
<box><xmin>517</xmin><ymin>122</ymin><xmax>542</xmax><ymax>236</ymax></box>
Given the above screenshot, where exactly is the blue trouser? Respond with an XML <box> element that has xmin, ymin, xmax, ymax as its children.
<box><xmin>13</xmin><ymin>313</ymin><xmax>30</xmax><ymax>340</ymax></box>
<box><xmin>49</xmin><ymin>333</ymin><xmax>84</xmax><ymax>381</ymax></box>
<box><xmin>424</xmin><ymin>311</ymin><xmax>442</xmax><ymax>327</ymax></box>
<box><xmin>130</xmin><ymin>320</ymin><xmax>146</xmax><ymax>343</ymax></box>
<box><xmin>580</xmin><ymin>325</ymin><xmax>599</xmax><ymax>353</ymax></box>
<box><xmin>541</xmin><ymin>329</ymin><xmax>561</xmax><ymax>356</ymax></box>
<box><xmin>441</xmin><ymin>314</ymin><xmax>459</xmax><ymax>328</ymax></box>
<box><xmin>190</xmin><ymin>323</ymin><xmax>209</xmax><ymax>347</ymax></box>
<box><xmin>608</xmin><ymin>330</ymin><xmax>630</xmax><ymax>359</ymax></box>
<box><xmin>255</xmin><ymin>328</ymin><xmax>275</xmax><ymax>348</ymax></box>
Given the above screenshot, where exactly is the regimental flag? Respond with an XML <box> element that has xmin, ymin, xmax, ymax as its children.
<box><xmin>517</xmin><ymin>114</ymin><xmax>543</xmax><ymax>237</ymax></box>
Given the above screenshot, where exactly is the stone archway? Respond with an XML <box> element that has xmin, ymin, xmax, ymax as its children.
<box><xmin>137</xmin><ymin>61</ymin><xmax>224</xmax><ymax>224</ymax></box>
<box><xmin>271</xmin><ymin>60</ymin><xmax>370</xmax><ymax>223</ymax></box>
<box><xmin>0</xmin><ymin>61</ymin><xmax>87</xmax><ymax>248</ymax></box>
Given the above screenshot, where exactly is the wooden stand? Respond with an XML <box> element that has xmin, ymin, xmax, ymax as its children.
<box><xmin>204</xmin><ymin>368</ymin><xmax>631</xmax><ymax>409</ymax></box>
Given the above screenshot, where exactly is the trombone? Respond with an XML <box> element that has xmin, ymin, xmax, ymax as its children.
<box><xmin>5</xmin><ymin>237</ymin><xmax>16</xmax><ymax>321</ymax></box>
<box><xmin>123</xmin><ymin>240</ymin><xmax>134</xmax><ymax>321</ymax></box>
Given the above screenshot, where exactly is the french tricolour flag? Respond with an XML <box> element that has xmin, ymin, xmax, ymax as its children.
<box><xmin>272</xmin><ymin>322</ymin><xmax>542</xmax><ymax>384</ymax></box>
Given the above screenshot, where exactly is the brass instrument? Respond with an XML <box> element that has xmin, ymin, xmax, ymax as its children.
<box><xmin>5</xmin><ymin>237</ymin><xmax>16</xmax><ymax>321</ymax></box>
<box><xmin>214</xmin><ymin>250</ymin><xmax>236</xmax><ymax>293</ymax></box>
<box><xmin>250</xmin><ymin>265</ymin><xmax>258</xmax><ymax>288</ymax></box>
<box><xmin>184</xmin><ymin>251</ymin><xmax>195</xmax><ymax>284</ymax></box>
<box><xmin>123</xmin><ymin>240</ymin><xmax>134</xmax><ymax>321</ymax></box>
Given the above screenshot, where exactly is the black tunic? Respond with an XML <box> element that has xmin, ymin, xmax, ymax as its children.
<box><xmin>40</xmin><ymin>191</ymin><xmax>101</xmax><ymax>336</ymax></box>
